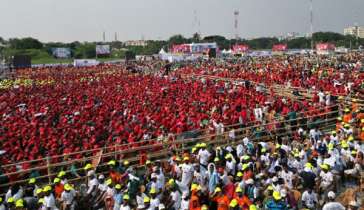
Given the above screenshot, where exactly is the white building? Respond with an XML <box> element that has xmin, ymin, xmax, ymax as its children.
<box><xmin>344</xmin><ymin>26</ymin><xmax>364</xmax><ymax>38</ymax></box>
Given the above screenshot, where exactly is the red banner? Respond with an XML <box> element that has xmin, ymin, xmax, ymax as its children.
<box><xmin>316</xmin><ymin>43</ymin><xmax>335</xmax><ymax>53</ymax></box>
<box><xmin>233</xmin><ymin>45</ymin><xmax>249</xmax><ymax>54</ymax></box>
<box><xmin>273</xmin><ymin>44</ymin><xmax>287</xmax><ymax>54</ymax></box>
<box><xmin>172</xmin><ymin>45</ymin><xmax>191</xmax><ymax>54</ymax></box>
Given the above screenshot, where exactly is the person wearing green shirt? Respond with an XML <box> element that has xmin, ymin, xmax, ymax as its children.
<box><xmin>29</xmin><ymin>170</ymin><xmax>42</xmax><ymax>183</ymax></box>
<box><xmin>263</xmin><ymin>186</ymin><xmax>274</xmax><ymax>205</ymax></box>
<box><xmin>287</xmin><ymin>108</ymin><xmax>297</xmax><ymax>128</ymax></box>
<box><xmin>127</xmin><ymin>167</ymin><xmax>142</xmax><ymax>201</ymax></box>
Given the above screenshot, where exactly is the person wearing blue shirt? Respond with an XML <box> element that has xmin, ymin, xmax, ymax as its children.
<box><xmin>315</xmin><ymin>141</ymin><xmax>327</xmax><ymax>156</ymax></box>
<box><xmin>266</xmin><ymin>191</ymin><xmax>287</xmax><ymax>210</ymax></box>
<box><xmin>114</xmin><ymin>184</ymin><xmax>124</xmax><ymax>210</ymax></box>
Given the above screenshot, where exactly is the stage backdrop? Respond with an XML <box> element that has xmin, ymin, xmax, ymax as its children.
<box><xmin>316</xmin><ymin>43</ymin><xmax>335</xmax><ymax>54</ymax></box>
<box><xmin>273</xmin><ymin>44</ymin><xmax>287</xmax><ymax>54</ymax></box>
<box><xmin>233</xmin><ymin>45</ymin><xmax>249</xmax><ymax>54</ymax></box>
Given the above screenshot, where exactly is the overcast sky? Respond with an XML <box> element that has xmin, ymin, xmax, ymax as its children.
<box><xmin>1</xmin><ymin>0</ymin><xmax>363</xmax><ymax>43</ymax></box>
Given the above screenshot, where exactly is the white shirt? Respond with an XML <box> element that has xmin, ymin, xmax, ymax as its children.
<box><xmin>219</xmin><ymin>173</ymin><xmax>231</xmax><ymax>186</ymax></box>
<box><xmin>272</xmin><ymin>183</ymin><xmax>282</xmax><ymax>192</ymax></box>
<box><xmin>13</xmin><ymin>189</ymin><xmax>23</xmax><ymax>202</ymax></box>
<box><xmin>98</xmin><ymin>181</ymin><xmax>108</xmax><ymax>192</ymax></box>
<box><xmin>322</xmin><ymin>202</ymin><xmax>345</xmax><ymax>210</ymax></box>
<box><xmin>43</xmin><ymin>193</ymin><xmax>57</xmax><ymax>210</ymax></box>
<box><xmin>320</xmin><ymin>171</ymin><xmax>333</xmax><ymax>186</ymax></box>
<box><xmin>181</xmin><ymin>163</ymin><xmax>194</xmax><ymax>185</ymax></box>
<box><xmin>33</xmin><ymin>185</ymin><xmax>39</xmax><ymax>197</ymax></box>
<box><xmin>151</xmin><ymin>180</ymin><xmax>163</xmax><ymax>200</ymax></box>
<box><xmin>176</xmin><ymin>180</ymin><xmax>189</xmax><ymax>194</ymax></box>
<box><xmin>106</xmin><ymin>187</ymin><xmax>116</xmax><ymax>197</ymax></box>
<box><xmin>61</xmin><ymin>189</ymin><xmax>76</xmax><ymax>205</ymax></box>
<box><xmin>260</xmin><ymin>153</ymin><xmax>270</xmax><ymax>165</ymax></box>
<box><xmin>87</xmin><ymin>178</ymin><xmax>99</xmax><ymax>196</ymax></box>
<box><xmin>120</xmin><ymin>204</ymin><xmax>131</xmax><ymax>210</ymax></box>
<box><xmin>136</xmin><ymin>193</ymin><xmax>147</xmax><ymax>208</ymax></box>
<box><xmin>258</xmin><ymin>142</ymin><xmax>270</xmax><ymax>151</ymax></box>
<box><xmin>225</xmin><ymin>160</ymin><xmax>236</xmax><ymax>175</ymax></box>
<box><xmin>330</xmin><ymin>135</ymin><xmax>340</xmax><ymax>145</ymax></box>
<box><xmin>180</xmin><ymin>199</ymin><xmax>190</xmax><ymax>210</ymax></box>
<box><xmin>198</xmin><ymin>149</ymin><xmax>211</xmax><ymax>166</ymax></box>
<box><xmin>292</xmin><ymin>160</ymin><xmax>304</xmax><ymax>173</ymax></box>
<box><xmin>171</xmin><ymin>191</ymin><xmax>181</xmax><ymax>210</ymax></box>
<box><xmin>150</xmin><ymin>197</ymin><xmax>160</xmax><ymax>208</ymax></box>
<box><xmin>302</xmin><ymin>191</ymin><xmax>317</xmax><ymax>208</ymax></box>
<box><xmin>194</xmin><ymin>170</ymin><xmax>206</xmax><ymax>187</ymax></box>
<box><xmin>60</xmin><ymin>178</ymin><xmax>68</xmax><ymax>186</ymax></box>
<box><xmin>0</xmin><ymin>204</ymin><xmax>5</xmax><ymax>210</ymax></box>
<box><xmin>318</xmin><ymin>92</ymin><xmax>325</xmax><ymax>102</ymax></box>
<box><xmin>157</xmin><ymin>172</ymin><xmax>165</xmax><ymax>187</ymax></box>
<box><xmin>237</xmin><ymin>180</ymin><xmax>246</xmax><ymax>195</ymax></box>
<box><xmin>281</xmin><ymin>170</ymin><xmax>294</xmax><ymax>189</ymax></box>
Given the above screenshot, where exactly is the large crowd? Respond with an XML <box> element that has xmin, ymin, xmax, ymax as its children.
<box><xmin>0</xmin><ymin>53</ymin><xmax>364</xmax><ymax>210</ymax></box>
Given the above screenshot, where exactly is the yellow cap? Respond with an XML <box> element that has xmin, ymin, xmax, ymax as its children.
<box><xmin>217</xmin><ymin>147</ymin><xmax>221</xmax><ymax>150</ymax></box>
<box><xmin>342</xmin><ymin>142</ymin><xmax>348</xmax><ymax>148</ymax></box>
<box><xmin>320</xmin><ymin>164</ymin><xmax>329</xmax><ymax>170</ymax></box>
<box><xmin>225</xmin><ymin>154</ymin><xmax>232</xmax><ymax>159</ymax></box>
<box><xmin>108</xmin><ymin>160</ymin><xmax>116</xmax><ymax>165</ymax></box>
<box><xmin>84</xmin><ymin>164</ymin><xmax>92</xmax><ymax>170</ymax></box>
<box><xmin>244</xmin><ymin>156</ymin><xmax>250</xmax><ymax>160</ymax></box>
<box><xmin>15</xmin><ymin>203</ymin><xmax>23</xmax><ymax>208</ymax></box>
<box><xmin>306</xmin><ymin>163</ymin><xmax>313</xmax><ymax>168</ymax></box>
<box><xmin>214</xmin><ymin>157</ymin><xmax>219</xmax><ymax>162</ymax></box>
<box><xmin>184</xmin><ymin>156</ymin><xmax>189</xmax><ymax>161</ymax></box>
<box><xmin>191</xmin><ymin>184</ymin><xmax>198</xmax><ymax>191</ymax></box>
<box><xmin>150</xmin><ymin>188</ymin><xmax>156</xmax><ymax>194</ymax></box>
<box><xmin>58</xmin><ymin>171</ymin><xmax>66</xmax><ymax>177</ymax></box>
<box><xmin>146</xmin><ymin>160</ymin><xmax>151</xmax><ymax>164</ymax></box>
<box><xmin>273</xmin><ymin>191</ymin><xmax>281</xmax><ymax>200</ymax></box>
<box><xmin>107</xmin><ymin>179</ymin><xmax>112</xmax><ymax>185</ymax></box>
<box><xmin>123</xmin><ymin>194</ymin><xmax>130</xmax><ymax>200</ymax></box>
<box><xmin>54</xmin><ymin>178</ymin><xmax>60</xmax><ymax>183</ymax></box>
<box><xmin>242</xmin><ymin>164</ymin><xmax>248</xmax><ymax>170</ymax></box>
<box><xmin>345</xmin><ymin>124</ymin><xmax>350</xmax><ymax>127</ymax></box>
<box><xmin>124</xmin><ymin>161</ymin><xmax>129</xmax><ymax>165</ymax></box>
<box><xmin>349</xmin><ymin>136</ymin><xmax>354</xmax><ymax>141</ymax></box>
<box><xmin>179</xmin><ymin>164</ymin><xmax>183</xmax><ymax>167</ymax></box>
<box><xmin>261</xmin><ymin>148</ymin><xmax>266</xmax><ymax>152</ymax></box>
<box><xmin>356</xmin><ymin>109</ymin><xmax>360</xmax><ymax>113</ymax></box>
<box><xmin>352</xmin><ymin>151</ymin><xmax>357</xmax><ymax>155</ymax></box>
<box><xmin>332</xmin><ymin>131</ymin><xmax>336</xmax><ymax>134</ymax></box>
<box><xmin>196</xmin><ymin>143</ymin><xmax>201</xmax><ymax>147</ymax></box>
<box><xmin>237</xmin><ymin>172</ymin><xmax>243</xmax><ymax>177</ymax></box>
<box><xmin>268</xmin><ymin>186</ymin><xmax>274</xmax><ymax>190</ymax></box>
<box><xmin>202</xmin><ymin>206</ymin><xmax>208</xmax><ymax>210</ymax></box>
<box><xmin>294</xmin><ymin>153</ymin><xmax>299</xmax><ymax>157</ymax></box>
<box><xmin>329</xmin><ymin>143</ymin><xmax>334</xmax><ymax>150</ymax></box>
<box><xmin>236</xmin><ymin>187</ymin><xmax>242</xmax><ymax>192</ymax></box>
<box><xmin>115</xmin><ymin>184</ymin><xmax>121</xmax><ymax>189</ymax></box>
<box><xmin>337</xmin><ymin>117</ymin><xmax>342</xmax><ymax>121</ymax></box>
<box><xmin>38</xmin><ymin>198</ymin><xmax>44</xmax><ymax>203</ymax></box>
<box><xmin>196</xmin><ymin>186</ymin><xmax>202</xmax><ymax>191</ymax></box>
<box><xmin>169</xmin><ymin>179</ymin><xmax>175</xmax><ymax>184</ymax></box>
<box><xmin>353</xmin><ymin>99</ymin><xmax>357</xmax><ymax>102</ymax></box>
<box><xmin>338</xmin><ymin>96</ymin><xmax>343</xmax><ymax>99</ymax></box>
<box><xmin>273</xmin><ymin>152</ymin><xmax>278</xmax><ymax>155</ymax></box>
<box><xmin>229</xmin><ymin>199</ymin><xmax>238</xmax><ymax>207</ymax></box>
<box><xmin>36</xmin><ymin>189</ymin><xmax>43</xmax><ymax>194</ymax></box>
<box><xmin>249</xmin><ymin>205</ymin><xmax>258</xmax><ymax>210</ymax></box>
<box><xmin>7</xmin><ymin>197</ymin><xmax>14</xmax><ymax>203</ymax></box>
<box><xmin>29</xmin><ymin>178</ymin><xmax>36</xmax><ymax>183</ymax></box>
<box><xmin>43</xmin><ymin>186</ymin><xmax>52</xmax><ymax>192</ymax></box>
<box><xmin>175</xmin><ymin>157</ymin><xmax>180</xmax><ymax>161</ymax></box>
<box><xmin>345</xmin><ymin>109</ymin><xmax>350</xmax><ymax>112</ymax></box>
<box><xmin>65</xmin><ymin>184</ymin><xmax>72</xmax><ymax>190</ymax></box>
<box><xmin>144</xmin><ymin>197</ymin><xmax>150</xmax><ymax>202</ymax></box>
<box><xmin>201</xmin><ymin>143</ymin><xmax>207</xmax><ymax>147</ymax></box>
<box><xmin>192</xmin><ymin>148</ymin><xmax>197</xmax><ymax>153</ymax></box>
<box><xmin>276</xmin><ymin>144</ymin><xmax>281</xmax><ymax>148</ymax></box>
<box><xmin>361</xmin><ymin>119</ymin><xmax>364</xmax><ymax>123</ymax></box>
<box><xmin>215</xmin><ymin>187</ymin><xmax>221</xmax><ymax>193</ymax></box>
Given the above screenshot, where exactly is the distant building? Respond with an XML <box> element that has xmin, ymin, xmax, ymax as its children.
<box><xmin>343</xmin><ymin>26</ymin><xmax>364</xmax><ymax>38</ymax></box>
<box><xmin>286</xmin><ymin>32</ymin><xmax>299</xmax><ymax>40</ymax></box>
<box><xmin>122</xmin><ymin>40</ymin><xmax>149</xmax><ymax>47</ymax></box>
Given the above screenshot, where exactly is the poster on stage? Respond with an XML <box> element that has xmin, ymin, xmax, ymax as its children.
<box><xmin>233</xmin><ymin>45</ymin><xmax>249</xmax><ymax>54</ymax></box>
<box><xmin>254</xmin><ymin>108</ymin><xmax>263</xmax><ymax>121</ymax></box>
<box><xmin>190</xmin><ymin>44</ymin><xmax>219</xmax><ymax>53</ymax></box>
<box><xmin>273</xmin><ymin>44</ymin><xmax>287</xmax><ymax>54</ymax></box>
<box><xmin>96</xmin><ymin>45</ymin><xmax>110</xmax><ymax>54</ymax></box>
<box><xmin>316</xmin><ymin>43</ymin><xmax>335</xmax><ymax>54</ymax></box>
<box><xmin>52</xmin><ymin>48</ymin><xmax>71</xmax><ymax>59</ymax></box>
<box><xmin>172</xmin><ymin>45</ymin><xmax>191</xmax><ymax>54</ymax></box>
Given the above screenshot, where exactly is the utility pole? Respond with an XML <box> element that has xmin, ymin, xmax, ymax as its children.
<box><xmin>355</xmin><ymin>14</ymin><xmax>359</xmax><ymax>47</ymax></box>
<box><xmin>234</xmin><ymin>11</ymin><xmax>239</xmax><ymax>45</ymax></box>
<box><xmin>103</xmin><ymin>30</ymin><xmax>105</xmax><ymax>43</ymax></box>
<box><xmin>310</xmin><ymin>0</ymin><xmax>313</xmax><ymax>50</ymax></box>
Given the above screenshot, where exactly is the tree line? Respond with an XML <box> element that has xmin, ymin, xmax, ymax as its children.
<box><xmin>0</xmin><ymin>31</ymin><xmax>363</xmax><ymax>60</ymax></box>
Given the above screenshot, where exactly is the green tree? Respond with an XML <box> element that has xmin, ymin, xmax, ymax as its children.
<box><xmin>192</xmin><ymin>33</ymin><xmax>201</xmax><ymax>43</ymax></box>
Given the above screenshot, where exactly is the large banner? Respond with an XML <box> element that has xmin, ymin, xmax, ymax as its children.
<box><xmin>96</xmin><ymin>45</ymin><xmax>110</xmax><ymax>54</ymax></box>
<box><xmin>52</xmin><ymin>48</ymin><xmax>71</xmax><ymax>59</ymax></box>
<box><xmin>172</xmin><ymin>45</ymin><xmax>191</xmax><ymax>54</ymax></box>
<box><xmin>233</xmin><ymin>45</ymin><xmax>249</xmax><ymax>54</ymax></box>
<box><xmin>273</xmin><ymin>44</ymin><xmax>287</xmax><ymax>54</ymax></box>
<box><xmin>191</xmin><ymin>44</ymin><xmax>219</xmax><ymax>53</ymax></box>
<box><xmin>316</xmin><ymin>43</ymin><xmax>335</xmax><ymax>54</ymax></box>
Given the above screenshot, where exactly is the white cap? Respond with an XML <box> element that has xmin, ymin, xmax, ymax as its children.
<box><xmin>328</xmin><ymin>191</ymin><xmax>335</xmax><ymax>199</ymax></box>
<box><xmin>317</xmin><ymin>140</ymin><xmax>322</xmax><ymax>144</ymax></box>
<box><xmin>153</xmin><ymin>166</ymin><xmax>159</xmax><ymax>171</ymax></box>
<box><xmin>159</xmin><ymin>204</ymin><xmax>166</xmax><ymax>210</ymax></box>
<box><xmin>87</xmin><ymin>170</ymin><xmax>94</xmax><ymax>177</ymax></box>
<box><xmin>272</xmin><ymin>176</ymin><xmax>278</xmax><ymax>182</ymax></box>
<box><xmin>349</xmin><ymin>201</ymin><xmax>359</xmax><ymax>207</ymax></box>
<box><xmin>280</xmin><ymin>189</ymin><xmax>287</xmax><ymax>197</ymax></box>
<box><xmin>98</xmin><ymin>175</ymin><xmax>104</xmax><ymax>179</ymax></box>
<box><xmin>181</xmin><ymin>191</ymin><xmax>189</xmax><ymax>199</ymax></box>
<box><xmin>246</xmin><ymin>178</ymin><xmax>254</xmax><ymax>185</ymax></box>
<box><xmin>151</xmin><ymin>173</ymin><xmax>157</xmax><ymax>178</ymax></box>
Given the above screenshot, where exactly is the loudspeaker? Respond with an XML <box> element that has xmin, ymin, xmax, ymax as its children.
<box><xmin>244</xmin><ymin>80</ymin><xmax>250</xmax><ymax>88</ymax></box>
<box><xmin>13</xmin><ymin>55</ymin><xmax>31</xmax><ymax>69</ymax></box>
<box><xmin>125</xmin><ymin>51</ymin><xmax>136</xmax><ymax>61</ymax></box>
<box><xmin>208</xmin><ymin>48</ymin><xmax>216</xmax><ymax>58</ymax></box>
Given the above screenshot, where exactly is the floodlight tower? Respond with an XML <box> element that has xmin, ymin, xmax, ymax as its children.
<box><xmin>234</xmin><ymin>11</ymin><xmax>239</xmax><ymax>45</ymax></box>
<box><xmin>355</xmin><ymin>14</ymin><xmax>358</xmax><ymax>47</ymax></box>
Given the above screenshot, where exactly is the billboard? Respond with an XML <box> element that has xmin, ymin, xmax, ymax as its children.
<box><xmin>52</xmin><ymin>47</ymin><xmax>71</xmax><ymax>59</ymax></box>
<box><xmin>273</xmin><ymin>44</ymin><xmax>287</xmax><ymax>54</ymax></box>
<box><xmin>96</xmin><ymin>45</ymin><xmax>110</xmax><ymax>54</ymax></box>
<box><xmin>233</xmin><ymin>45</ymin><xmax>249</xmax><ymax>54</ymax></box>
<box><xmin>316</xmin><ymin>43</ymin><xmax>335</xmax><ymax>54</ymax></box>
<box><xmin>172</xmin><ymin>45</ymin><xmax>191</xmax><ymax>54</ymax></box>
<box><xmin>190</xmin><ymin>44</ymin><xmax>219</xmax><ymax>54</ymax></box>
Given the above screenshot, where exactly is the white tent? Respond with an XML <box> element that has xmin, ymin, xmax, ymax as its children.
<box><xmin>227</xmin><ymin>49</ymin><xmax>233</xmax><ymax>54</ymax></box>
<box><xmin>222</xmin><ymin>49</ymin><xmax>227</xmax><ymax>53</ymax></box>
<box><xmin>159</xmin><ymin>48</ymin><xmax>167</xmax><ymax>54</ymax></box>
